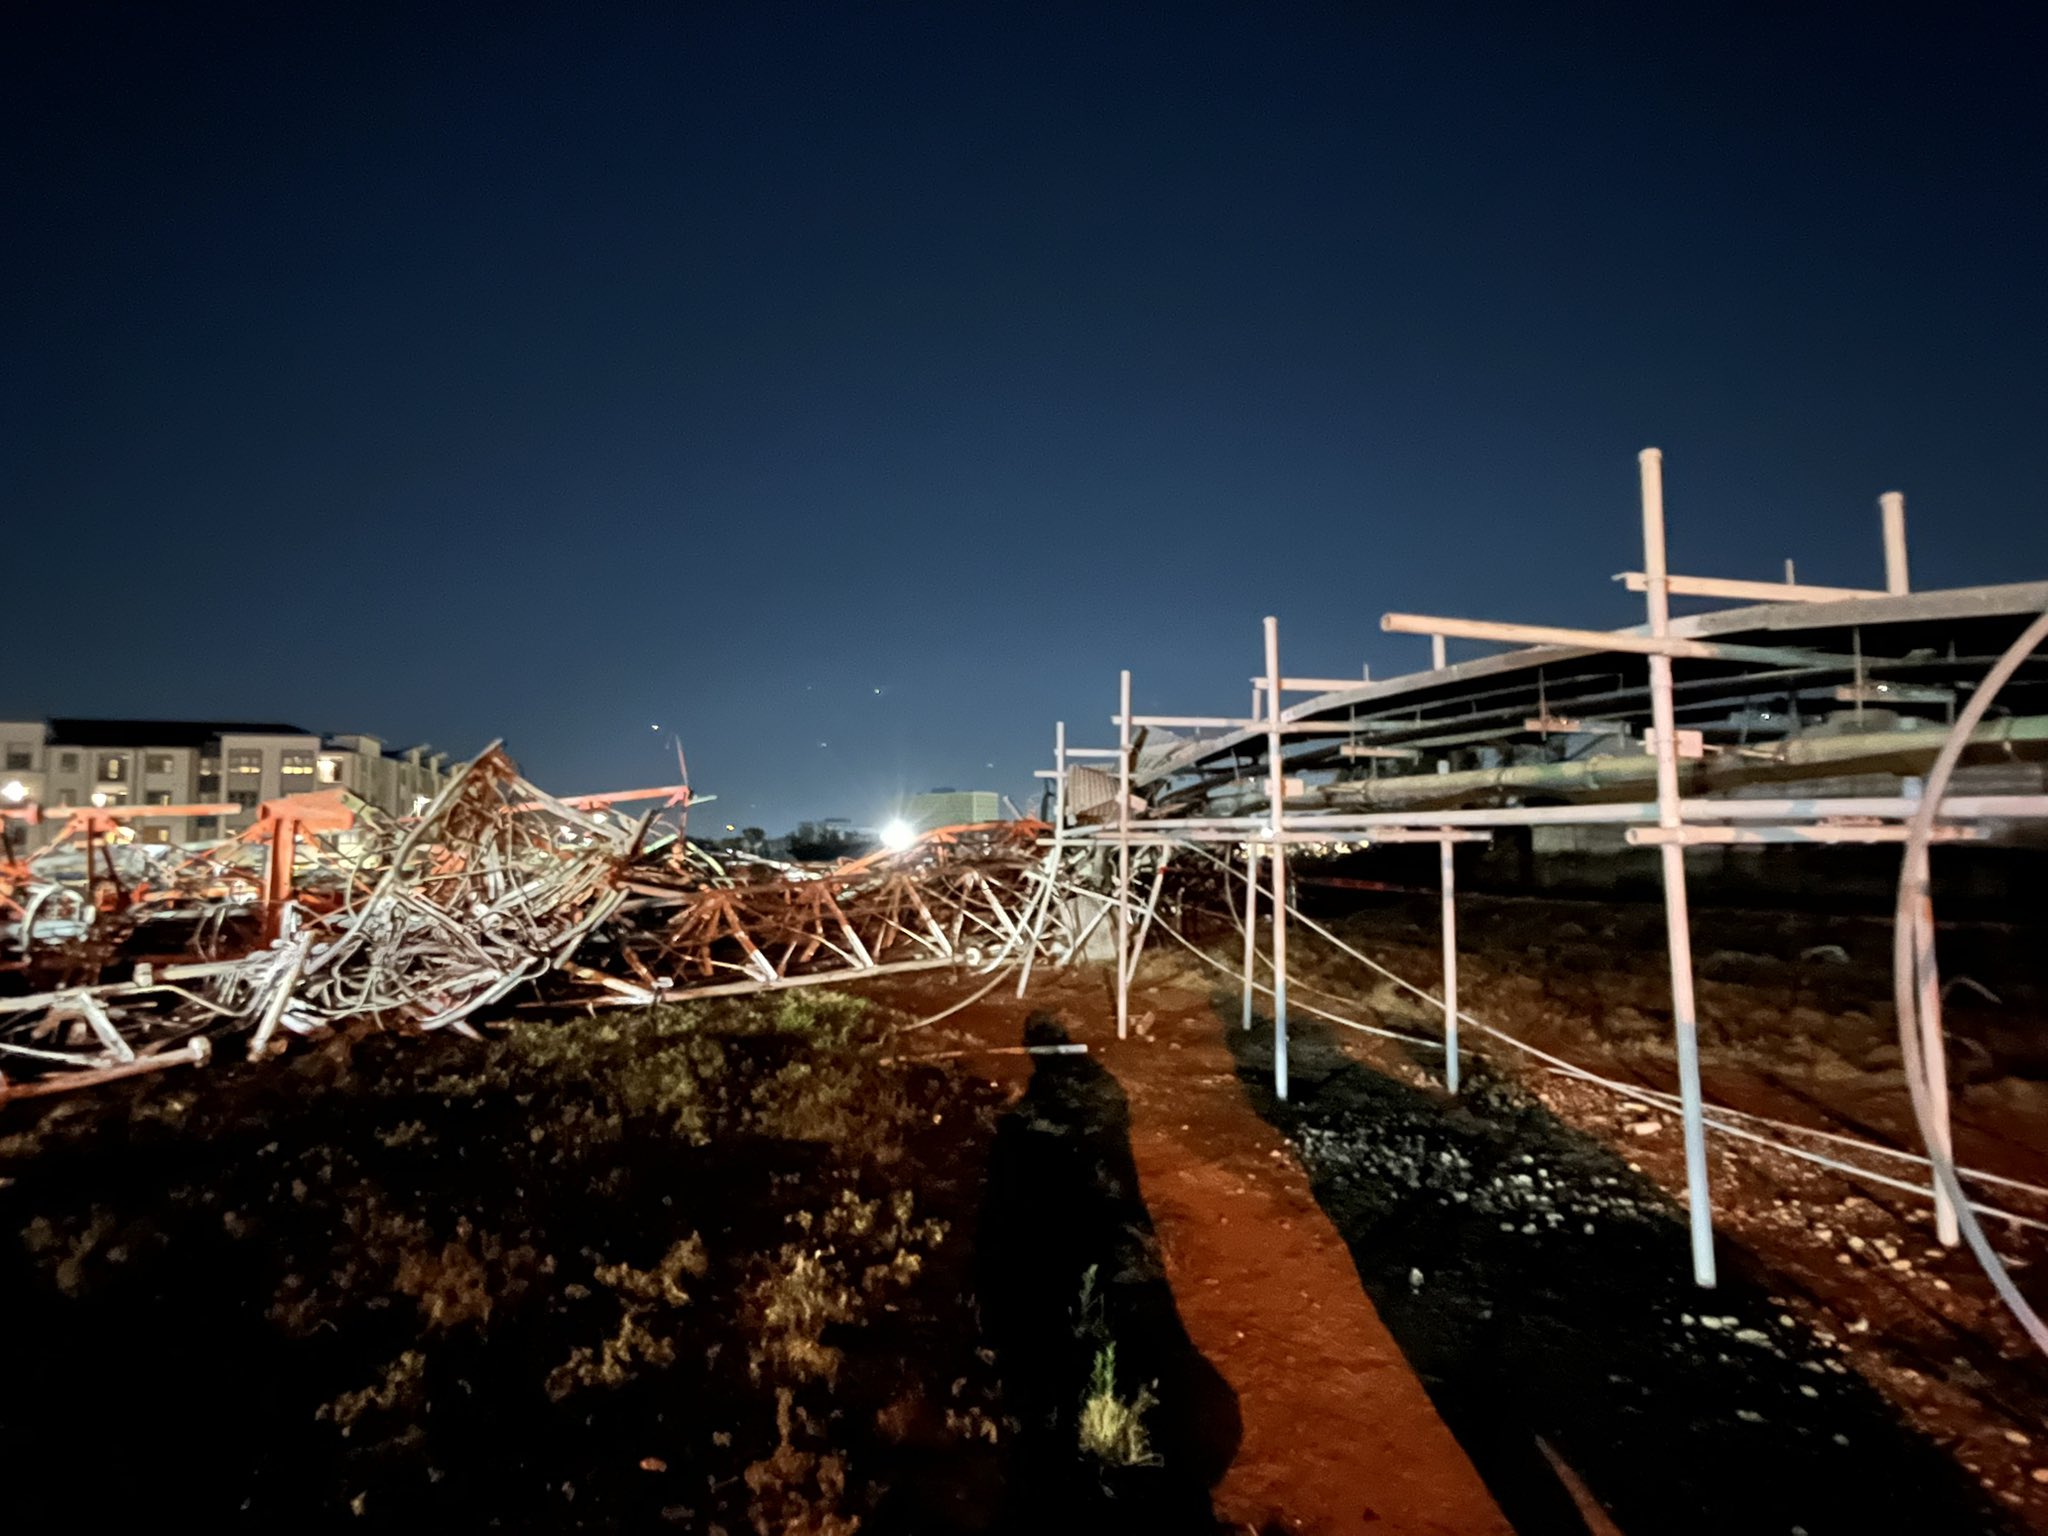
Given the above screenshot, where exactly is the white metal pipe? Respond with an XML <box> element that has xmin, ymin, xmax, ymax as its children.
<box><xmin>1063</xmin><ymin>829</ymin><xmax>1488</xmax><ymax>847</ymax></box>
<box><xmin>1058</xmin><ymin>890</ymin><xmax>1114</xmax><ymax>969</ymax></box>
<box><xmin>1116</xmin><ymin>714</ymin><xmax>1254</xmax><ymax>729</ymax></box>
<box><xmin>1265</xmin><ymin>616</ymin><xmax>1289</xmax><ymax>1100</ymax></box>
<box><xmin>662</xmin><ymin>953</ymin><xmax>963</xmax><ymax>1002</ymax></box>
<box><xmin>1253</xmin><ymin>676</ymin><xmax>1381</xmax><ymax>693</ymax></box>
<box><xmin>1127</xmin><ymin>851</ymin><xmax>1172</xmax><ymax>980</ymax></box>
<box><xmin>1117</xmin><ymin>672</ymin><xmax>1132</xmax><ymax>1041</ymax></box>
<box><xmin>1615</xmin><ymin>571</ymin><xmax>1884</xmax><ymax>604</ymax></box>
<box><xmin>1060</xmin><ymin>794</ymin><xmax>2048</xmax><ymax>833</ymax></box>
<box><xmin>1236</xmin><ymin>835</ymin><xmax>1253</xmax><ymax>1040</ymax></box>
<box><xmin>1913</xmin><ymin>866</ymin><xmax>1960</xmax><ymax>1245</ymax></box>
<box><xmin>1642</xmin><ymin>446</ymin><xmax>1718</xmax><ymax>1289</ymax></box>
<box><xmin>1440</xmin><ymin>834</ymin><xmax>1459</xmax><ymax>1094</ymax></box>
<box><xmin>1010</xmin><ymin>858</ymin><xmax>1055</xmax><ymax>998</ymax></box>
<box><xmin>1881</xmin><ymin>491</ymin><xmax>1910</xmax><ymax>595</ymax></box>
<box><xmin>1382</xmin><ymin>611</ymin><xmax>1819</xmax><ymax>666</ymax></box>
<box><xmin>1628</xmin><ymin>824</ymin><xmax>1987</xmax><ymax>846</ymax></box>
<box><xmin>1062</xmin><ymin>816</ymin><xmax>2016</xmax><ymax>846</ymax></box>
<box><xmin>1431</xmin><ymin>634</ymin><xmax>1448</xmax><ymax>671</ymax></box>
<box><xmin>1055</xmin><ymin>720</ymin><xmax>1067</xmax><ymax>831</ymax></box>
<box><xmin>0</xmin><ymin>1036</ymin><xmax>212</xmax><ymax>1102</ymax></box>
<box><xmin>1015</xmin><ymin>720</ymin><xmax>1068</xmax><ymax>1000</ymax></box>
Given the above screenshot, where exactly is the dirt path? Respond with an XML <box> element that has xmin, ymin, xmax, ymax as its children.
<box><xmin>877</xmin><ymin>971</ymin><xmax>1511</xmax><ymax>1535</ymax></box>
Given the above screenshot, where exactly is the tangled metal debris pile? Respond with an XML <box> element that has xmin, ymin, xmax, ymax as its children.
<box><xmin>0</xmin><ymin>746</ymin><xmax>1079</xmax><ymax>1102</ymax></box>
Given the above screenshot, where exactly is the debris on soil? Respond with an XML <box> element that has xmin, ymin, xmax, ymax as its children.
<box><xmin>1255</xmin><ymin>896</ymin><xmax>2048</xmax><ymax>1533</ymax></box>
<box><xmin>1</xmin><ymin>989</ymin><xmax>1237</xmax><ymax>1532</ymax></box>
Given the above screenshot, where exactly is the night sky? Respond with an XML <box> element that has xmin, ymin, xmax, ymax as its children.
<box><xmin>8</xmin><ymin>4</ymin><xmax>2045</xmax><ymax>832</ymax></box>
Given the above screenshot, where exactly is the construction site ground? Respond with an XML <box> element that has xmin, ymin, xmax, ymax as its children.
<box><xmin>4</xmin><ymin>892</ymin><xmax>2046</xmax><ymax>1534</ymax></box>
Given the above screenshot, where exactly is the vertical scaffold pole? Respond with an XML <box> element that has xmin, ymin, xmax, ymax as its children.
<box><xmin>1431</xmin><ymin>634</ymin><xmax>1448</xmax><ymax>671</ymax></box>
<box><xmin>1116</xmin><ymin>670</ymin><xmax>1132</xmax><ymax>1041</ymax></box>
<box><xmin>1881</xmin><ymin>491</ymin><xmax>1910</xmax><ymax>595</ymax></box>
<box><xmin>1440</xmin><ymin>833</ymin><xmax>1460</xmax><ymax>1094</ymax></box>
<box><xmin>1910</xmin><ymin>843</ymin><xmax>1960</xmax><ymax>1246</ymax></box>
<box><xmin>263</xmin><ymin>816</ymin><xmax>298</xmax><ymax>945</ymax></box>
<box><xmin>1640</xmin><ymin>446</ymin><xmax>1717</xmax><ymax>1288</ymax></box>
<box><xmin>1015</xmin><ymin>720</ymin><xmax>1066</xmax><ymax>999</ymax></box>
<box><xmin>1241</xmin><ymin>839</ymin><xmax>1260</xmax><ymax>1031</ymax></box>
<box><xmin>1054</xmin><ymin>719</ymin><xmax>1067</xmax><ymax>835</ymax></box>
<box><xmin>1264</xmin><ymin>617</ymin><xmax>1289</xmax><ymax>1100</ymax></box>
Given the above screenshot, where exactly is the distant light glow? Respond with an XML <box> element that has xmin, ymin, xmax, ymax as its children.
<box><xmin>0</xmin><ymin>779</ymin><xmax>24</xmax><ymax>804</ymax></box>
<box><xmin>90</xmin><ymin>791</ymin><xmax>109</xmax><ymax>808</ymax></box>
<box><xmin>879</xmin><ymin>818</ymin><xmax>915</xmax><ymax>852</ymax></box>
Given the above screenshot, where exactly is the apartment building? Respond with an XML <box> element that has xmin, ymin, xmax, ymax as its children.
<box><xmin>0</xmin><ymin>719</ymin><xmax>454</xmax><ymax>847</ymax></box>
<box><xmin>900</xmin><ymin>788</ymin><xmax>1003</xmax><ymax>830</ymax></box>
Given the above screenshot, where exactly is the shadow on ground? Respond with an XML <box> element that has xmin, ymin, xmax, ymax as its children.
<box><xmin>1224</xmin><ymin>1007</ymin><xmax>2015</xmax><ymax>1536</ymax></box>
<box><xmin>976</xmin><ymin>1014</ymin><xmax>1240</xmax><ymax>1534</ymax></box>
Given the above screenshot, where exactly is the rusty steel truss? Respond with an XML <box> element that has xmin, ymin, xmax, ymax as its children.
<box><xmin>0</xmin><ymin>751</ymin><xmax>1098</xmax><ymax>1101</ymax></box>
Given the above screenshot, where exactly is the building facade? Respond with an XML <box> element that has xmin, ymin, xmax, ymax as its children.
<box><xmin>901</xmin><ymin>789</ymin><xmax>1002</xmax><ymax>830</ymax></box>
<box><xmin>0</xmin><ymin>719</ymin><xmax>455</xmax><ymax>847</ymax></box>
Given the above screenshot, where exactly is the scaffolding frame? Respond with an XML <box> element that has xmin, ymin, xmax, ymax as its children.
<box><xmin>1053</xmin><ymin>449</ymin><xmax>2048</xmax><ymax>1289</ymax></box>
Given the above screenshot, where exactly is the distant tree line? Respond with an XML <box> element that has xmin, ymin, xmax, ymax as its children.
<box><xmin>786</xmin><ymin>821</ymin><xmax>876</xmax><ymax>862</ymax></box>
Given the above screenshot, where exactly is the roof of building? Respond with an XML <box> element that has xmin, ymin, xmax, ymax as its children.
<box><xmin>45</xmin><ymin>718</ymin><xmax>314</xmax><ymax>748</ymax></box>
<box><xmin>1132</xmin><ymin>578</ymin><xmax>2048</xmax><ymax>815</ymax></box>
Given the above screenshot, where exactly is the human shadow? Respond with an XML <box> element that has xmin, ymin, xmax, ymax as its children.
<box><xmin>975</xmin><ymin>1014</ymin><xmax>1240</xmax><ymax>1533</ymax></box>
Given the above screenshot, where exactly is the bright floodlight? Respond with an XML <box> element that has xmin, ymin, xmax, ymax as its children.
<box><xmin>879</xmin><ymin>818</ymin><xmax>915</xmax><ymax>852</ymax></box>
<box><xmin>0</xmin><ymin>779</ymin><xmax>25</xmax><ymax>804</ymax></box>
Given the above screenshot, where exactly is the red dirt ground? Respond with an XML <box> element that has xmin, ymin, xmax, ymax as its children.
<box><xmin>870</xmin><ymin>970</ymin><xmax>1513</xmax><ymax>1535</ymax></box>
<box><xmin>876</xmin><ymin>900</ymin><xmax>2048</xmax><ymax>1534</ymax></box>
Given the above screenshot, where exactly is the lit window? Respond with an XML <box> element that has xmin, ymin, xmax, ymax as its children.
<box><xmin>317</xmin><ymin>756</ymin><xmax>341</xmax><ymax>784</ymax></box>
<box><xmin>280</xmin><ymin>750</ymin><xmax>316</xmax><ymax>777</ymax></box>
<box><xmin>147</xmin><ymin>790</ymin><xmax>173</xmax><ymax>806</ymax></box>
<box><xmin>97</xmin><ymin>754</ymin><xmax>126</xmax><ymax>782</ymax></box>
<box><xmin>229</xmin><ymin>750</ymin><xmax>262</xmax><ymax>776</ymax></box>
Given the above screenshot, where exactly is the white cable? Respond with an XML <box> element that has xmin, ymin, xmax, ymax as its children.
<box><xmin>1529</xmin><ymin>1065</ymin><xmax>2048</xmax><ymax>1234</ymax></box>
<box><xmin>894</xmin><ymin>959</ymin><xmax>1021</xmax><ymax>1033</ymax></box>
<box><xmin>890</xmin><ymin>860</ymin><xmax>1063</xmax><ymax>1032</ymax></box>
<box><xmin>1176</xmin><ymin>838</ymin><xmax>2048</xmax><ymax>1229</ymax></box>
<box><xmin>1147</xmin><ymin>907</ymin><xmax>1450</xmax><ymax>1051</ymax></box>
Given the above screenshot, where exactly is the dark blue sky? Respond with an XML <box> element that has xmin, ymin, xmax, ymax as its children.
<box><xmin>8</xmin><ymin>3</ymin><xmax>2045</xmax><ymax>830</ymax></box>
